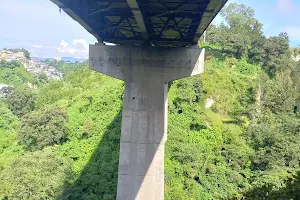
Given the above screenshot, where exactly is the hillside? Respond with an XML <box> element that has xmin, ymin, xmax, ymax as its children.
<box><xmin>1</xmin><ymin>49</ymin><xmax>64</xmax><ymax>80</ymax></box>
<box><xmin>0</xmin><ymin>58</ymin><xmax>299</xmax><ymax>199</ymax></box>
<box><xmin>0</xmin><ymin>3</ymin><xmax>300</xmax><ymax>200</ymax></box>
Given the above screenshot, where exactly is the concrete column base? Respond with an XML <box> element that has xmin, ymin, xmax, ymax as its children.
<box><xmin>89</xmin><ymin>43</ymin><xmax>205</xmax><ymax>200</ymax></box>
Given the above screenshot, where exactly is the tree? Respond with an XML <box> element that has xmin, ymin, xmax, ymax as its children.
<box><xmin>0</xmin><ymin>150</ymin><xmax>73</xmax><ymax>200</ymax></box>
<box><xmin>0</xmin><ymin>103</ymin><xmax>18</xmax><ymax>130</ymax></box>
<box><xmin>246</xmin><ymin>114</ymin><xmax>300</xmax><ymax>197</ymax></box>
<box><xmin>21</xmin><ymin>48</ymin><xmax>30</xmax><ymax>59</ymax></box>
<box><xmin>6</xmin><ymin>88</ymin><xmax>36</xmax><ymax>117</ymax></box>
<box><xmin>291</xmin><ymin>61</ymin><xmax>300</xmax><ymax>111</ymax></box>
<box><xmin>0</xmin><ymin>60</ymin><xmax>22</xmax><ymax>69</ymax></box>
<box><xmin>206</xmin><ymin>3</ymin><xmax>264</xmax><ymax>60</ymax></box>
<box><xmin>18</xmin><ymin>108</ymin><xmax>69</xmax><ymax>151</ymax></box>
<box><xmin>266</xmin><ymin>70</ymin><xmax>297</xmax><ymax>113</ymax></box>
<box><xmin>261</xmin><ymin>32</ymin><xmax>291</xmax><ymax>77</ymax></box>
<box><xmin>36</xmin><ymin>72</ymin><xmax>49</xmax><ymax>84</ymax></box>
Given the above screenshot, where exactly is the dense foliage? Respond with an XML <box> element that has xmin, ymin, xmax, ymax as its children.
<box><xmin>19</xmin><ymin>108</ymin><xmax>69</xmax><ymax>151</ymax></box>
<box><xmin>0</xmin><ymin>60</ymin><xmax>34</xmax><ymax>86</ymax></box>
<box><xmin>6</xmin><ymin>88</ymin><xmax>36</xmax><ymax>117</ymax></box>
<box><xmin>0</xmin><ymin>150</ymin><xmax>72</xmax><ymax>200</ymax></box>
<box><xmin>46</xmin><ymin>60</ymin><xmax>87</xmax><ymax>76</ymax></box>
<box><xmin>0</xmin><ymin>2</ymin><xmax>300</xmax><ymax>200</ymax></box>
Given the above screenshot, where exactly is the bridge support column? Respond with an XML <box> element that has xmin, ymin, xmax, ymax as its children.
<box><xmin>118</xmin><ymin>80</ymin><xmax>167</xmax><ymax>200</ymax></box>
<box><xmin>89</xmin><ymin>43</ymin><xmax>204</xmax><ymax>200</ymax></box>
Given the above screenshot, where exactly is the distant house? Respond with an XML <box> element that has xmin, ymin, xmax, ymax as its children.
<box><xmin>0</xmin><ymin>49</ymin><xmax>63</xmax><ymax>80</ymax></box>
<box><xmin>0</xmin><ymin>50</ymin><xmax>26</xmax><ymax>62</ymax></box>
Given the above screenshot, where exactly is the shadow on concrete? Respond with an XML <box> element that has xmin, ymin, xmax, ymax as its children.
<box><xmin>115</xmin><ymin>81</ymin><xmax>167</xmax><ymax>199</ymax></box>
<box><xmin>235</xmin><ymin>171</ymin><xmax>300</xmax><ymax>200</ymax></box>
<box><xmin>59</xmin><ymin>111</ymin><xmax>122</xmax><ymax>200</ymax></box>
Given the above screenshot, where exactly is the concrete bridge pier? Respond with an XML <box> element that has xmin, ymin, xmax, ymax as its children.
<box><xmin>89</xmin><ymin>43</ymin><xmax>204</xmax><ymax>200</ymax></box>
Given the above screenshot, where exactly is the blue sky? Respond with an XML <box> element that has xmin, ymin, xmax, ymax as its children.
<box><xmin>0</xmin><ymin>0</ymin><xmax>299</xmax><ymax>58</ymax></box>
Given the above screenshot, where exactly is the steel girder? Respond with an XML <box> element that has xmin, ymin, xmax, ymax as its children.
<box><xmin>51</xmin><ymin>0</ymin><xmax>227</xmax><ymax>47</ymax></box>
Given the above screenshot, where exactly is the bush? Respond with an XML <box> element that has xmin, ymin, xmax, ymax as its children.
<box><xmin>0</xmin><ymin>150</ymin><xmax>73</xmax><ymax>200</ymax></box>
<box><xmin>0</xmin><ymin>103</ymin><xmax>18</xmax><ymax>130</ymax></box>
<box><xmin>6</xmin><ymin>88</ymin><xmax>36</xmax><ymax>117</ymax></box>
<box><xmin>0</xmin><ymin>60</ymin><xmax>22</xmax><ymax>69</ymax></box>
<box><xmin>18</xmin><ymin>108</ymin><xmax>69</xmax><ymax>151</ymax></box>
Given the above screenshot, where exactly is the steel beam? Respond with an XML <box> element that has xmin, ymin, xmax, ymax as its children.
<box><xmin>126</xmin><ymin>0</ymin><xmax>149</xmax><ymax>41</ymax></box>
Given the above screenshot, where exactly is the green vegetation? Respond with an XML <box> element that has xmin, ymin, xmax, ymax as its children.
<box><xmin>0</xmin><ymin>2</ymin><xmax>300</xmax><ymax>200</ymax></box>
<box><xmin>0</xmin><ymin>60</ymin><xmax>35</xmax><ymax>86</ymax></box>
<box><xmin>19</xmin><ymin>108</ymin><xmax>69</xmax><ymax>151</ymax></box>
<box><xmin>6</xmin><ymin>88</ymin><xmax>36</xmax><ymax>117</ymax></box>
<box><xmin>0</xmin><ymin>150</ymin><xmax>72</xmax><ymax>200</ymax></box>
<box><xmin>46</xmin><ymin>60</ymin><xmax>87</xmax><ymax>76</ymax></box>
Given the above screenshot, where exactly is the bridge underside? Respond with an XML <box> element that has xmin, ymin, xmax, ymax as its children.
<box><xmin>51</xmin><ymin>0</ymin><xmax>226</xmax><ymax>47</ymax></box>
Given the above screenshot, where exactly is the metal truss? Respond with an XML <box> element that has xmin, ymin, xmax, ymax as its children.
<box><xmin>51</xmin><ymin>0</ymin><xmax>227</xmax><ymax>47</ymax></box>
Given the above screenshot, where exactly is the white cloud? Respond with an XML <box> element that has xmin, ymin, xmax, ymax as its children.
<box><xmin>56</xmin><ymin>39</ymin><xmax>89</xmax><ymax>58</ymax></box>
<box><xmin>72</xmin><ymin>39</ymin><xmax>89</xmax><ymax>51</ymax></box>
<box><xmin>286</xmin><ymin>27</ymin><xmax>300</xmax><ymax>41</ymax></box>
<box><xmin>0</xmin><ymin>0</ymin><xmax>96</xmax><ymax>58</ymax></box>
<box><xmin>32</xmin><ymin>45</ymin><xmax>41</xmax><ymax>48</ymax></box>
<box><xmin>277</xmin><ymin>0</ymin><xmax>294</xmax><ymax>13</ymax></box>
<box><xmin>28</xmin><ymin>39</ymin><xmax>90</xmax><ymax>58</ymax></box>
<box><xmin>59</xmin><ymin>40</ymin><xmax>68</xmax><ymax>48</ymax></box>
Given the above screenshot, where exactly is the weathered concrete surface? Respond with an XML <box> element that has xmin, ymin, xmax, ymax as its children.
<box><xmin>89</xmin><ymin>43</ymin><xmax>204</xmax><ymax>82</ymax></box>
<box><xmin>117</xmin><ymin>80</ymin><xmax>167</xmax><ymax>200</ymax></box>
<box><xmin>89</xmin><ymin>43</ymin><xmax>204</xmax><ymax>200</ymax></box>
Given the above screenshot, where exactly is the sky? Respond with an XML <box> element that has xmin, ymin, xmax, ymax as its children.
<box><xmin>0</xmin><ymin>0</ymin><xmax>299</xmax><ymax>59</ymax></box>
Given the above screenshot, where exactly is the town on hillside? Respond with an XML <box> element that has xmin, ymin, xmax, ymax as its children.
<box><xmin>0</xmin><ymin>49</ymin><xmax>63</xmax><ymax>80</ymax></box>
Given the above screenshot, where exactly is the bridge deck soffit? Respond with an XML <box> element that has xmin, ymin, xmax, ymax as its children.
<box><xmin>50</xmin><ymin>0</ymin><xmax>227</xmax><ymax>47</ymax></box>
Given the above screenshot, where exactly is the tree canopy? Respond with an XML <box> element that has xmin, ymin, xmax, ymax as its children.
<box><xmin>18</xmin><ymin>108</ymin><xmax>69</xmax><ymax>151</ymax></box>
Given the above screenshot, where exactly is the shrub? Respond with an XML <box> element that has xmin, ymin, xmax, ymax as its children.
<box><xmin>0</xmin><ymin>150</ymin><xmax>73</xmax><ymax>200</ymax></box>
<box><xmin>6</xmin><ymin>88</ymin><xmax>36</xmax><ymax>117</ymax></box>
<box><xmin>18</xmin><ymin>108</ymin><xmax>69</xmax><ymax>151</ymax></box>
